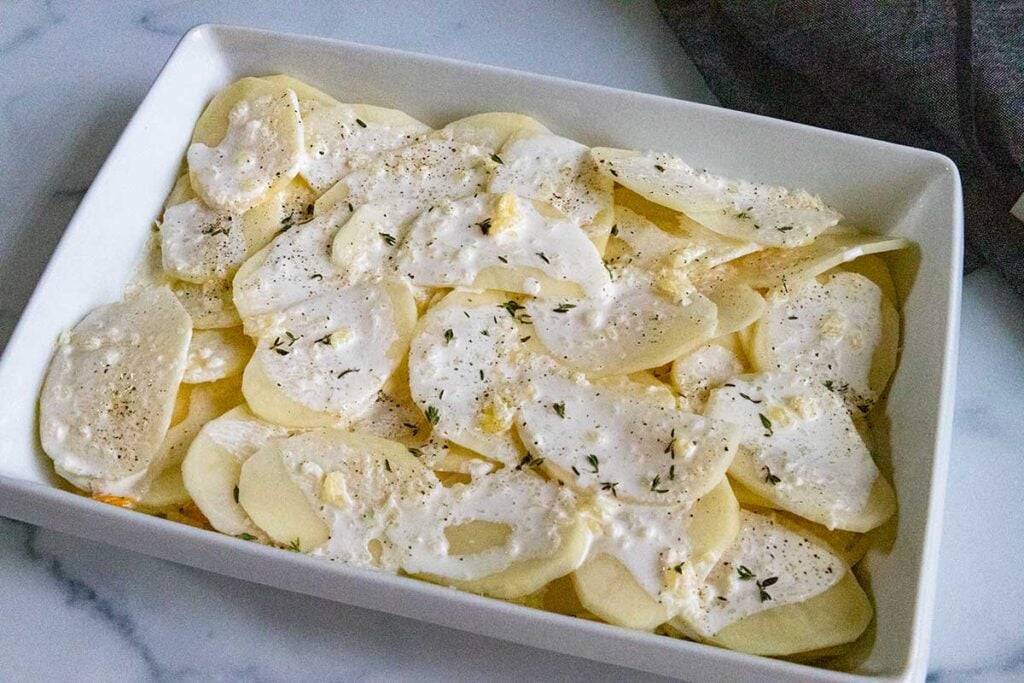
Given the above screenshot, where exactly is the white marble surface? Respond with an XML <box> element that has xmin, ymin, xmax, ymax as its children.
<box><xmin>0</xmin><ymin>2</ymin><xmax>1021</xmax><ymax>681</ymax></box>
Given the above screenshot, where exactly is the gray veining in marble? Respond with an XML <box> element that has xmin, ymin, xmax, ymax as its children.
<box><xmin>1</xmin><ymin>2</ymin><xmax>1022</xmax><ymax>682</ymax></box>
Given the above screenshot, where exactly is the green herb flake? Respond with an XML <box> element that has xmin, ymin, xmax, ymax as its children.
<box><xmin>585</xmin><ymin>454</ymin><xmax>600</xmax><ymax>474</ymax></box>
<box><xmin>500</xmin><ymin>300</ymin><xmax>525</xmax><ymax>317</ymax></box>
<box><xmin>490</xmin><ymin>153</ymin><xmax>504</xmax><ymax>164</ymax></box>
<box><xmin>763</xmin><ymin>466</ymin><xmax>781</xmax><ymax>485</ymax></box>
<box><xmin>650</xmin><ymin>475</ymin><xmax>669</xmax><ymax>494</ymax></box>
<box><xmin>553</xmin><ymin>303</ymin><xmax>576</xmax><ymax>313</ymax></box>
<box><xmin>444</xmin><ymin>328</ymin><xmax>454</xmax><ymax>344</ymax></box>
<box><xmin>600</xmin><ymin>481</ymin><xmax>619</xmax><ymax>497</ymax></box>
<box><xmin>552</xmin><ymin>402</ymin><xmax>566</xmax><ymax>418</ymax></box>
<box><xmin>759</xmin><ymin>413</ymin><xmax>774</xmax><ymax>436</ymax></box>
<box><xmin>286</xmin><ymin>538</ymin><xmax>302</xmax><ymax>553</ymax></box>
<box><xmin>355</xmin><ymin>118</ymin><xmax>367</xmax><ymax>128</ymax></box>
<box><xmin>737</xmin><ymin>565</ymin><xmax>756</xmax><ymax>581</ymax></box>
<box><xmin>379</xmin><ymin>232</ymin><xmax>397</xmax><ymax>246</ymax></box>
<box><xmin>425</xmin><ymin>405</ymin><xmax>440</xmax><ymax>425</ymax></box>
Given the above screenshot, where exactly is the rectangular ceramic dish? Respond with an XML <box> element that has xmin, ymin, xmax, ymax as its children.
<box><xmin>0</xmin><ymin>24</ymin><xmax>962</xmax><ymax>682</ymax></box>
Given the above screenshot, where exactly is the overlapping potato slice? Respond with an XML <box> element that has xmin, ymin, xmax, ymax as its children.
<box><xmin>517</xmin><ymin>360</ymin><xmax>737</xmax><ymax>506</ymax></box>
<box><xmin>705</xmin><ymin>373</ymin><xmax>895</xmax><ymax>532</ymax></box>
<box><xmin>750</xmin><ymin>271</ymin><xmax>899</xmax><ymax>410</ymax></box>
<box><xmin>592</xmin><ymin>147</ymin><xmax>842</xmax><ymax>247</ymax></box>
<box><xmin>403</xmin><ymin>468</ymin><xmax>591</xmax><ymax>599</ymax></box>
<box><xmin>397</xmin><ymin>193</ymin><xmax>608</xmax><ymax>299</ymax></box>
<box><xmin>732</xmin><ymin>232</ymin><xmax>912</xmax><ymax>290</ymax></box>
<box><xmin>181</xmin><ymin>405</ymin><xmax>290</xmax><ymax>537</ymax></box>
<box><xmin>40</xmin><ymin>287</ymin><xmax>192</xmax><ymax>497</ymax></box>
<box><xmin>489</xmin><ymin>130</ymin><xmax>614</xmax><ymax>250</ymax></box>
<box><xmin>407</xmin><ymin>290</ymin><xmax>527</xmax><ymax>467</ymax></box>
<box><xmin>239</xmin><ymin>429</ymin><xmax>435</xmax><ymax>558</ymax></box>
<box><xmin>670</xmin><ymin>510</ymin><xmax>872</xmax><ymax>656</ymax></box>
<box><xmin>182</xmin><ymin>327</ymin><xmax>252</xmax><ymax>384</ymax></box>
<box><xmin>138</xmin><ymin>376</ymin><xmax>241</xmax><ymax>509</ymax></box>
<box><xmin>242</xmin><ymin>280</ymin><xmax>417</xmax><ymax>428</ymax></box>
<box><xmin>671</xmin><ymin>334</ymin><xmax>748</xmax><ymax>413</ymax></box>
<box><xmin>572</xmin><ymin>478</ymin><xmax>739</xmax><ymax>630</ymax></box>
<box><xmin>171</xmin><ymin>277</ymin><xmax>241</xmax><ymax>329</ymax></box>
<box><xmin>263</xmin><ymin>75</ymin><xmax>431</xmax><ymax>194</ymax></box>
<box><xmin>841</xmin><ymin>253</ymin><xmax>899</xmax><ymax>304</ymax></box>
<box><xmin>187</xmin><ymin>78</ymin><xmax>304</xmax><ymax>213</ymax></box>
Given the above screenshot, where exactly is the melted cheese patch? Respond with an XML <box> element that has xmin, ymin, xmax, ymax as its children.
<box><xmin>592</xmin><ymin>147</ymin><xmax>841</xmax><ymax>247</ymax></box>
<box><xmin>671</xmin><ymin>341</ymin><xmax>747</xmax><ymax>413</ymax></box>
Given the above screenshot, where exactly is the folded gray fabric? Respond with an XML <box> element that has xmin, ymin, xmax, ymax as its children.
<box><xmin>657</xmin><ymin>0</ymin><xmax>1024</xmax><ymax>298</ymax></box>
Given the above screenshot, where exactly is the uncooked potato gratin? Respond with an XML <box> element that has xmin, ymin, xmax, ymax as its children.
<box><xmin>38</xmin><ymin>74</ymin><xmax>912</xmax><ymax>661</ymax></box>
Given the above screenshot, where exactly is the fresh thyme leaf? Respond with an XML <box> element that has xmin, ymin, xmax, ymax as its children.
<box><xmin>536</xmin><ymin>251</ymin><xmax>550</xmax><ymax>264</ymax></box>
<box><xmin>497</xmin><ymin>255</ymin><xmax>508</xmax><ymax>263</ymax></box>
<box><xmin>600</xmin><ymin>481</ymin><xmax>619</xmax><ymax>497</ymax></box>
<box><xmin>738</xmin><ymin>392</ymin><xmax>762</xmax><ymax>404</ymax></box>
<box><xmin>425</xmin><ymin>405</ymin><xmax>440</xmax><ymax>425</ymax></box>
<box><xmin>519</xmin><ymin>335</ymin><xmax>531</xmax><ymax>343</ymax></box>
<box><xmin>490</xmin><ymin>153</ymin><xmax>504</xmax><ymax>164</ymax></box>
<box><xmin>737</xmin><ymin>565</ymin><xmax>756</xmax><ymax>581</ymax></box>
<box><xmin>763</xmin><ymin>466</ymin><xmax>781</xmax><ymax>485</ymax></box>
<box><xmin>379</xmin><ymin>232</ymin><xmax>397</xmax><ymax>246</ymax></box>
<box><xmin>777</xmin><ymin>226</ymin><xmax>794</xmax><ymax>232</ymax></box>
<box><xmin>408</xmin><ymin>448</ymin><xmax>423</xmax><ymax>458</ymax></box>
<box><xmin>236</xmin><ymin>532</ymin><xmax>257</xmax><ymax>541</ymax></box>
<box><xmin>585</xmin><ymin>454</ymin><xmax>600</xmax><ymax>474</ymax></box>
<box><xmin>347</xmin><ymin>202</ymin><xmax>354</xmax><ymax>212</ymax></box>
<box><xmin>571</xmin><ymin>466</ymin><xmax>580</xmax><ymax>476</ymax></box>
<box><xmin>757</xmin><ymin>576</ymin><xmax>778</xmax><ymax>602</ymax></box>
<box><xmin>552</xmin><ymin>402</ymin><xmax>566</xmax><ymax>418</ymax></box>
<box><xmin>824</xmin><ymin>380</ymin><xmax>835</xmax><ymax>391</ymax></box>
<box><xmin>287</xmin><ymin>538</ymin><xmax>302</xmax><ymax>552</ymax></box>
<box><xmin>337</xmin><ymin>368</ymin><xmax>359</xmax><ymax>379</ymax></box>
<box><xmin>759</xmin><ymin>413</ymin><xmax>773</xmax><ymax>436</ymax></box>
<box><xmin>605</xmin><ymin>263</ymin><xmax>615</xmax><ymax>280</ymax></box>
<box><xmin>476</xmin><ymin>217</ymin><xmax>492</xmax><ymax>235</ymax></box>
<box><xmin>384</xmin><ymin>458</ymin><xmax>392</xmax><ymax>472</ymax></box>
<box><xmin>500</xmin><ymin>300</ymin><xmax>525</xmax><ymax>317</ymax></box>
<box><xmin>310</xmin><ymin>273</ymin><xmax>323</xmax><ymax>280</ymax></box>
<box><xmin>233</xmin><ymin>486</ymin><xmax>240</xmax><ymax>503</ymax></box>
<box><xmin>673</xmin><ymin>562</ymin><xmax>684</xmax><ymax>574</ymax></box>
<box><xmin>669</xmin><ymin>464</ymin><xmax>676</xmax><ymax>480</ymax></box>
<box><xmin>315</xmin><ymin>334</ymin><xmax>331</xmax><ymax>345</ymax></box>
<box><xmin>553</xmin><ymin>303</ymin><xmax>576</xmax><ymax>313</ymax></box>
<box><xmin>610</xmin><ymin>224</ymin><xmax>618</xmax><ymax>236</ymax></box>
<box><xmin>444</xmin><ymin>328</ymin><xmax>454</xmax><ymax>344</ymax></box>
<box><xmin>273</xmin><ymin>348</ymin><xmax>290</xmax><ymax>356</ymax></box>
<box><xmin>355</xmin><ymin>118</ymin><xmax>367</xmax><ymax>128</ymax></box>
<box><xmin>201</xmin><ymin>225</ymin><xmax>231</xmax><ymax>237</ymax></box>
<box><xmin>650</xmin><ymin>475</ymin><xmax>669</xmax><ymax>493</ymax></box>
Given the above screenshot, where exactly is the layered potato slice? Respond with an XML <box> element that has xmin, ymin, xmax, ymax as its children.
<box><xmin>187</xmin><ymin>77</ymin><xmax>304</xmax><ymax>213</ymax></box>
<box><xmin>262</xmin><ymin>74</ymin><xmax>432</xmax><ymax>194</ymax></box>
<box><xmin>670</xmin><ymin>510</ymin><xmax>872</xmax><ymax>656</ymax></box>
<box><xmin>182</xmin><ymin>405</ymin><xmax>290</xmax><ymax>537</ymax></box>
<box><xmin>573</xmin><ymin>479</ymin><xmax>740</xmax><ymax>630</ymax></box>
<box><xmin>517</xmin><ymin>359</ymin><xmax>737</xmax><ymax>507</ymax></box>
<box><xmin>40</xmin><ymin>288</ymin><xmax>192</xmax><ymax>498</ymax></box>
<box><xmin>489</xmin><ymin>130</ymin><xmax>615</xmax><ymax>250</ymax></box>
<box><xmin>671</xmin><ymin>334</ymin><xmax>748</xmax><ymax>413</ymax></box>
<box><xmin>750</xmin><ymin>271</ymin><xmax>899</xmax><ymax>410</ymax></box>
<box><xmin>171</xmin><ymin>277</ymin><xmax>241</xmax><ymax>329</ymax></box>
<box><xmin>705</xmin><ymin>373</ymin><xmax>895</xmax><ymax>532</ymax></box>
<box><xmin>407</xmin><ymin>290</ymin><xmax>527</xmax><ymax>467</ymax></box>
<box><xmin>397</xmin><ymin>192</ymin><xmax>609</xmax><ymax>299</ymax></box>
<box><xmin>243</xmin><ymin>280</ymin><xmax>417</xmax><ymax>428</ymax></box>
<box><xmin>592</xmin><ymin>147</ymin><xmax>842</xmax><ymax>247</ymax></box>
<box><xmin>182</xmin><ymin>327</ymin><xmax>252</xmax><ymax>384</ymax></box>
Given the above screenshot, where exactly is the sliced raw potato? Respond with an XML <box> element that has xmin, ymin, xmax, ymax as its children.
<box><xmin>171</xmin><ymin>278</ymin><xmax>241</xmax><ymax>329</ymax></box>
<box><xmin>517</xmin><ymin>360</ymin><xmax>737</xmax><ymax>506</ymax></box>
<box><xmin>592</xmin><ymin>147</ymin><xmax>841</xmax><ymax>247</ymax></box>
<box><xmin>751</xmin><ymin>271</ymin><xmax>896</xmax><ymax>409</ymax></box>
<box><xmin>137</xmin><ymin>376</ymin><xmax>242</xmax><ymax>509</ymax></box>
<box><xmin>188</xmin><ymin>78</ymin><xmax>303</xmax><ymax>213</ymax></box>
<box><xmin>403</xmin><ymin>469</ymin><xmax>591</xmax><ymax>599</ymax></box>
<box><xmin>842</xmin><ymin>253</ymin><xmax>898</xmax><ymax>305</ymax></box>
<box><xmin>732</xmin><ymin>232</ymin><xmax>912</xmax><ymax>290</ymax></box>
<box><xmin>671</xmin><ymin>338</ymin><xmax>747</xmax><ymax>413</ymax></box>
<box><xmin>238</xmin><ymin>176</ymin><xmax>318</xmax><ymax>253</ymax></box>
<box><xmin>262</xmin><ymin>74</ymin><xmax>431</xmax><ymax>194</ymax></box>
<box><xmin>441</xmin><ymin>112</ymin><xmax>549</xmax><ymax>149</ymax></box>
<box><xmin>705</xmin><ymin>373</ymin><xmax>895</xmax><ymax>532</ymax></box>
<box><xmin>243</xmin><ymin>281</ymin><xmax>417</xmax><ymax>428</ymax></box>
<box><xmin>182</xmin><ymin>327</ymin><xmax>252</xmax><ymax>384</ymax></box>
<box><xmin>160</xmin><ymin>199</ymin><xmax>248</xmax><ymax>283</ymax></box>
<box><xmin>182</xmin><ymin>405</ymin><xmax>290</xmax><ymax>537</ymax></box>
<box><xmin>352</xmin><ymin>387</ymin><xmax>432</xmax><ymax>448</ymax></box>
<box><xmin>671</xmin><ymin>510</ymin><xmax>872</xmax><ymax>656</ymax></box>
<box><xmin>573</xmin><ymin>479</ymin><xmax>740</xmax><ymax>630</ymax></box>
<box><xmin>407</xmin><ymin>290</ymin><xmax>527</xmax><ymax>466</ymax></box>
<box><xmin>240</xmin><ymin>429</ymin><xmax>435</xmax><ymax>561</ymax></box>
<box><xmin>397</xmin><ymin>193</ymin><xmax>608</xmax><ymax>299</ymax></box>
<box><xmin>693</xmin><ymin>266</ymin><xmax>766</xmax><ymax>338</ymax></box>
<box><xmin>232</xmin><ymin>204</ymin><xmax>353</xmax><ymax>326</ymax></box>
<box><xmin>489</xmin><ymin>130</ymin><xmax>614</xmax><ymax>249</ymax></box>
<box><xmin>40</xmin><ymin>287</ymin><xmax>192</xmax><ymax>497</ymax></box>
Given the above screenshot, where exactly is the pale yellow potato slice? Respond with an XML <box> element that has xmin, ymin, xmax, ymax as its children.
<box><xmin>670</xmin><ymin>510</ymin><xmax>872</xmax><ymax>656</ymax></box>
<box><xmin>841</xmin><ymin>253</ymin><xmax>899</xmax><ymax>305</ymax></box>
<box><xmin>182</xmin><ymin>327</ymin><xmax>252</xmax><ymax>384</ymax></box>
<box><xmin>732</xmin><ymin>232</ymin><xmax>911</xmax><ymax>291</ymax></box>
<box><xmin>243</xmin><ymin>281</ymin><xmax>417</xmax><ymax>428</ymax></box>
<box><xmin>706</xmin><ymin>373</ymin><xmax>896</xmax><ymax>532</ymax></box>
<box><xmin>692</xmin><ymin>266</ymin><xmax>767</xmax><ymax>339</ymax></box>
<box><xmin>181</xmin><ymin>405</ymin><xmax>290</xmax><ymax>537</ymax></box>
<box><xmin>441</xmin><ymin>112</ymin><xmax>549</xmax><ymax>149</ymax></box>
<box><xmin>670</xmin><ymin>336</ymin><xmax>748</xmax><ymax>413</ymax></box>
<box><xmin>171</xmin><ymin>278</ymin><xmax>241</xmax><ymax>329</ymax></box>
<box><xmin>188</xmin><ymin>78</ymin><xmax>303</xmax><ymax>213</ymax></box>
<box><xmin>137</xmin><ymin>376</ymin><xmax>241</xmax><ymax>509</ymax></box>
<box><xmin>592</xmin><ymin>147</ymin><xmax>841</xmax><ymax>247</ymax></box>
<box><xmin>573</xmin><ymin>479</ymin><xmax>740</xmax><ymax>630</ymax></box>
<box><xmin>40</xmin><ymin>288</ymin><xmax>192</xmax><ymax>497</ymax></box>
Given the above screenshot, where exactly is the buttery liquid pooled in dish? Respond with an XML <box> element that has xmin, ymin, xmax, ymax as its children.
<box><xmin>38</xmin><ymin>74</ymin><xmax>915</xmax><ymax>663</ymax></box>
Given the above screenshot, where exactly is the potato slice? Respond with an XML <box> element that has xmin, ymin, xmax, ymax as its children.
<box><xmin>171</xmin><ymin>278</ymin><xmax>241</xmax><ymax>329</ymax></box>
<box><xmin>489</xmin><ymin>130</ymin><xmax>614</xmax><ymax>250</ymax></box>
<box><xmin>239</xmin><ymin>429</ymin><xmax>436</xmax><ymax>560</ymax></box>
<box><xmin>573</xmin><ymin>478</ymin><xmax>740</xmax><ymax>630</ymax></box>
<box><xmin>670</xmin><ymin>510</ymin><xmax>872</xmax><ymax>656</ymax></box>
<box><xmin>188</xmin><ymin>78</ymin><xmax>303</xmax><ymax>213</ymax></box>
<box><xmin>592</xmin><ymin>147</ymin><xmax>841</xmax><ymax>247</ymax></box>
<box><xmin>181</xmin><ymin>405</ymin><xmax>290</xmax><ymax>537</ymax></box>
<box><xmin>516</xmin><ymin>359</ymin><xmax>737</xmax><ymax>507</ymax></box>
<box><xmin>841</xmin><ymin>253</ymin><xmax>898</xmax><ymax>305</ymax></box>
<box><xmin>671</xmin><ymin>337</ymin><xmax>747</xmax><ymax>413</ymax></box>
<box><xmin>732</xmin><ymin>232</ymin><xmax>911</xmax><ymax>290</ymax></box>
<box><xmin>243</xmin><ymin>281</ymin><xmax>417</xmax><ymax>428</ymax></box>
<box><xmin>137</xmin><ymin>376</ymin><xmax>242</xmax><ymax>509</ymax></box>
<box><xmin>750</xmin><ymin>271</ymin><xmax>896</xmax><ymax>410</ymax></box>
<box><xmin>40</xmin><ymin>288</ymin><xmax>192</xmax><ymax>497</ymax></box>
<box><xmin>397</xmin><ymin>193</ymin><xmax>608</xmax><ymax>299</ymax></box>
<box><xmin>692</xmin><ymin>266</ymin><xmax>766</xmax><ymax>339</ymax></box>
<box><xmin>407</xmin><ymin>289</ymin><xmax>527</xmax><ymax>466</ymax></box>
<box><xmin>405</xmin><ymin>469</ymin><xmax>591</xmax><ymax>599</ymax></box>
<box><xmin>262</xmin><ymin>74</ymin><xmax>431</xmax><ymax>194</ymax></box>
<box><xmin>182</xmin><ymin>327</ymin><xmax>252</xmax><ymax>384</ymax></box>
<box><xmin>705</xmin><ymin>373</ymin><xmax>895</xmax><ymax>532</ymax></box>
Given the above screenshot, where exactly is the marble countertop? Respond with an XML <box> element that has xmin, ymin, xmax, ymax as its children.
<box><xmin>1</xmin><ymin>2</ymin><xmax>1021</xmax><ymax>681</ymax></box>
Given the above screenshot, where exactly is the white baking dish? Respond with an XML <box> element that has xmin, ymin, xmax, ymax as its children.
<box><xmin>0</xmin><ymin>24</ymin><xmax>962</xmax><ymax>682</ymax></box>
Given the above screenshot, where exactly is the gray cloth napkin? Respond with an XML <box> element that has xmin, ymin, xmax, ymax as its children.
<box><xmin>657</xmin><ymin>0</ymin><xmax>1024</xmax><ymax>298</ymax></box>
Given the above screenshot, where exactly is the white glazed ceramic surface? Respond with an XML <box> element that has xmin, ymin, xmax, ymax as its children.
<box><xmin>0</xmin><ymin>24</ymin><xmax>961</xmax><ymax>682</ymax></box>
